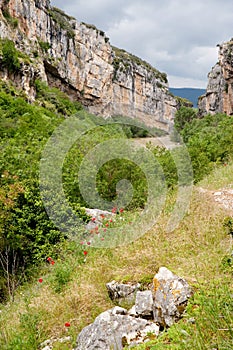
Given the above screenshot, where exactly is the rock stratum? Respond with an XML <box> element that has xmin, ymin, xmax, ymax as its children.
<box><xmin>199</xmin><ymin>38</ymin><xmax>233</xmax><ymax>116</ymax></box>
<box><xmin>0</xmin><ymin>0</ymin><xmax>178</xmax><ymax>130</ymax></box>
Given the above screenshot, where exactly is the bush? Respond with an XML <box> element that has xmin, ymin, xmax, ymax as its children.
<box><xmin>174</xmin><ymin>106</ymin><xmax>198</xmax><ymax>131</ymax></box>
<box><xmin>1</xmin><ymin>39</ymin><xmax>20</xmax><ymax>73</ymax></box>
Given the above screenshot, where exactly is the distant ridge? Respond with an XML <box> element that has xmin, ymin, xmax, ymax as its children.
<box><xmin>169</xmin><ymin>88</ymin><xmax>206</xmax><ymax>108</ymax></box>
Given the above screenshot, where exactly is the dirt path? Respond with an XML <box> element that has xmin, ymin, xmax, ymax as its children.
<box><xmin>198</xmin><ymin>186</ymin><xmax>233</xmax><ymax>214</ymax></box>
<box><xmin>133</xmin><ymin>136</ymin><xmax>180</xmax><ymax>149</ymax></box>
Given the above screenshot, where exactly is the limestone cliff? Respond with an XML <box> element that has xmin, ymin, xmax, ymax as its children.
<box><xmin>0</xmin><ymin>0</ymin><xmax>178</xmax><ymax>130</ymax></box>
<box><xmin>199</xmin><ymin>39</ymin><xmax>233</xmax><ymax>116</ymax></box>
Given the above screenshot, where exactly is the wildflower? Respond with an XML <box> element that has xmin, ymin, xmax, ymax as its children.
<box><xmin>109</xmin><ymin>219</ymin><xmax>113</xmax><ymax>223</ymax></box>
<box><xmin>87</xmin><ymin>241</ymin><xmax>91</xmax><ymax>245</ymax></box>
<box><xmin>47</xmin><ymin>257</ymin><xmax>52</xmax><ymax>262</ymax></box>
<box><xmin>80</xmin><ymin>241</ymin><xmax>84</xmax><ymax>245</ymax></box>
<box><xmin>111</xmin><ymin>207</ymin><xmax>117</xmax><ymax>213</ymax></box>
<box><xmin>83</xmin><ymin>251</ymin><xmax>88</xmax><ymax>255</ymax></box>
<box><xmin>101</xmin><ymin>237</ymin><xmax>104</xmax><ymax>241</ymax></box>
<box><xmin>119</xmin><ymin>208</ymin><xmax>124</xmax><ymax>213</ymax></box>
<box><xmin>64</xmin><ymin>322</ymin><xmax>71</xmax><ymax>327</ymax></box>
<box><xmin>91</xmin><ymin>217</ymin><xmax>96</xmax><ymax>222</ymax></box>
<box><xmin>38</xmin><ymin>278</ymin><xmax>43</xmax><ymax>283</ymax></box>
<box><xmin>103</xmin><ymin>228</ymin><xmax>107</xmax><ymax>232</ymax></box>
<box><xmin>105</xmin><ymin>223</ymin><xmax>109</xmax><ymax>227</ymax></box>
<box><xmin>51</xmin><ymin>260</ymin><xmax>55</xmax><ymax>265</ymax></box>
<box><xmin>100</xmin><ymin>214</ymin><xmax>105</xmax><ymax>219</ymax></box>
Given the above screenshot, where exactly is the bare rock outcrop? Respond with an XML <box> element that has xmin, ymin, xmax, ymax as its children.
<box><xmin>199</xmin><ymin>38</ymin><xmax>233</xmax><ymax>116</ymax></box>
<box><xmin>0</xmin><ymin>0</ymin><xmax>178</xmax><ymax>130</ymax></box>
<box><xmin>75</xmin><ymin>267</ymin><xmax>192</xmax><ymax>350</ymax></box>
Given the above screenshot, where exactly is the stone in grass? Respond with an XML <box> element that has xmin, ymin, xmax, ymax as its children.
<box><xmin>152</xmin><ymin>267</ymin><xmax>193</xmax><ymax>327</ymax></box>
<box><xmin>135</xmin><ymin>290</ymin><xmax>153</xmax><ymax>318</ymax></box>
<box><xmin>106</xmin><ymin>280</ymin><xmax>140</xmax><ymax>304</ymax></box>
<box><xmin>75</xmin><ymin>306</ymin><xmax>159</xmax><ymax>350</ymax></box>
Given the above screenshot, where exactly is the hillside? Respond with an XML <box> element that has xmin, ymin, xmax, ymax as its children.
<box><xmin>0</xmin><ymin>76</ymin><xmax>233</xmax><ymax>348</ymax></box>
<box><xmin>169</xmin><ymin>88</ymin><xmax>206</xmax><ymax>108</ymax></box>
<box><xmin>0</xmin><ymin>1</ymin><xmax>233</xmax><ymax>349</ymax></box>
<box><xmin>0</xmin><ymin>0</ymin><xmax>179</xmax><ymax>130</ymax></box>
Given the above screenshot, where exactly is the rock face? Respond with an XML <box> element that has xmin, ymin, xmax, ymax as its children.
<box><xmin>152</xmin><ymin>267</ymin><xmax>193</xmax><ymax>327</ymax></box>
<box><xmin>0</xmin><ymin>0</ymin><xmax>178</xmax><ymax>130</ymax></box>
<box><xmin>75</xmin><ymin>267</ymin><xmax>192</xmax><ymax>349</ymax></box>
<box><xmin>199</xmin><ymin>39</ymin><xmax>233</xmax><ymax>116</ymax></box>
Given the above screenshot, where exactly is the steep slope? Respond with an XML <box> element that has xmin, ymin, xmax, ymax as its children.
<box><xmin>199</xmin><ymin>38</ymin><xmax>233</xmax><ymax>116</ymax></box>
<box><xmin>0</xmin><ymin>0</ymin><xmax>178</xmax><ymax>130</ymax></box>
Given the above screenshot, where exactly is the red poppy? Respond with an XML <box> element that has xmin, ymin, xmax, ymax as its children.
<box><xmin>51</xmin><ymin>260</ymin><xmax>55</xmax><ymax>265</ymax></box>
<box><xmin>100</xmin><ymin>214</ymin><xmax>105</xmax><ymax>218</ymax></box>
<box><xmin>38</xmin><ymin>278</ymin><xmax>43</xmax><ymax>283</ymax></box>
<box><xmin>64</xmin><ymin>322</ymin><xmax>71</xmax><ymax>327</ymax></box>
<box><xmin>47</xmin><ymin>257</ymin><xmax>52</xmax><ymax>262</ymax></box>
<box><xmin>83</xmin><ymin>251</ymin><xmax>88</xmax><ymax>255</ymax></box>
<box><xmin>119</xmin><ymin>208</ymin><xmax>124</xmax><ymax>213</ymax></box>
<box><xmin>105</xmin><ymin>223</ymin><xmax>109</xmax><ymax>227</ymax></box>
<box><xmin>91</xmin><ymin>217</ymin><xmax>96</xmax><ymax>222</ymax></box>
<box><xmin>111</xmin><ymin>207</ymin><xmax>117</xmax><ymax>213</ymax></box>
<box><xmin>109</xmin><ymin>219</ymin><xmax>113</xmax><ymax>223</ymax></box>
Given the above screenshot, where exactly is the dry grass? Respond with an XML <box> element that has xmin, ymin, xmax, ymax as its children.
<box><xmin>0</xmin><ymin>173</ymin><xmax>232</xmax><ymax>348</ymax></box>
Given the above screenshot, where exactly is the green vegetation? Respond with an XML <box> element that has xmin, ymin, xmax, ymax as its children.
<box><xmin>174</xmin><ymin>107</ymin><xmax>233</xmax><ymax>182</ymax></box>
<box><xmin>38</xmin><ymin>40</ymin><xmax>51</xmax><ymax>53</ymax></box>
<box><xmin>0</xmin><ymin>39</ymin><xmax>20</xmax><ymax>73</ymax></box>
<box><xmin>0</xmin><ymin>77</ymin><xmax>233</xmax><ymax>349</ymax></box>
<box><xmin>0</xmin><ymin>39</ymin><xmax>32</xmax><ymax>72</ymax></box>
<box><xmin>2</xmin><ymin>8</ymin><xmax>18</xmax><ymax>28</ymax></box>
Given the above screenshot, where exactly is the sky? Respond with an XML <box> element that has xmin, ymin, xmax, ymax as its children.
<box><xmin>51</xmin><ymin>0</ymin><xmax>233</xmax><ymax>88</ymax></box>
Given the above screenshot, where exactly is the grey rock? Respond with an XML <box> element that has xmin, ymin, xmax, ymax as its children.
<box><xmin>152</xmin><ymin>267</ymin><xmax>192</xmax><ymax>327</ymax></box>
<box><xmin>198</xmin><ymin>39</ymin><xmax>233</xmax><ymax>116</ymax></box>
<box><xmin>75</xmin><ymin>307</ymin><xmax>157</xmax><ymax>350</ymax></box>
<box><xmin>122</xmin><ymin>322</ymin><xmax>160</xmax><ymax>347</ymax></box>
<box><xmin>135</xmin><ymin>290</ymin><xmax>153</xmax><ymax>318</ymax></box>
<box><xmin>106</xmin><ymin>280</ymin><xmax>140</xmax><ymax>303</ymax></box>
<box><xmin>128</xmin><ymin>305</ymin><xmax>137</xmax><ymax>317</ymax></box>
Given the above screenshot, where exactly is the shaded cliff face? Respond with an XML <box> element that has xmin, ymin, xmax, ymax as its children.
<box><xmin>0</xmin><ymin>0</ymin><xmax>177</xmax><ymax>130</ymax></box>
<box><xmin>199</xmin><ymin>39</ymin><xmax>233</xmax><ymax>116</ymax></box>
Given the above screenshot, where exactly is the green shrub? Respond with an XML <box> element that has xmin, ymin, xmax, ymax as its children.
<box><xmin>2</xmin><ymin>9</ymin><xmax>18</xmax><ymax>28</ymax></box>
<box><xmin>1</xmin><ymin>39</ymin><xmax>20</xmax><ymax>73</ymax></box>
<box><xmin>38</xmin><ymin>40</ymin><xmax>51</xmax><ymax>53</ymax></box>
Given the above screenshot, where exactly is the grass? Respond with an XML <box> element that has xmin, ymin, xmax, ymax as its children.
<box><xmin>199</xmin><ymin>159</ymin><xmax>233</xmax><ymax>190</ymax></box>
<box><xmin>0</xmin><ymin>164</ymin><xmax>233</xmax><ymax>349</ymax></box>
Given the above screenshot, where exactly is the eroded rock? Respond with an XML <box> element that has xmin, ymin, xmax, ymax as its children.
<box><xmin>106</xmin><ymin>280</ymin><xmax>140</xmax><ymax>303</ymax></box>
<box><xmin>135</xmin><ymin>290</ymin><xmax>153</xmax><ymax>318</ymax></box>
<box><xmin>152</xmin><ymin>267</ymin><xmax>192</xmax><ymax>327</ymax></box>
<box><xmin>75</xmin><ymin>306</ymin><xmax>158</xmax><ymax>350</ymax></box>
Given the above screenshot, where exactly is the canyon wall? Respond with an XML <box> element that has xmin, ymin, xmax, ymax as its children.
<box><xmin>0</xmin><ymin>0</ymin><xmax>178</xmax><ymax>130</ymax></box>
<box><xmin>199</xmin><ymin>39</ymin><xmax>233</xmax><ymax>116</ymax></box>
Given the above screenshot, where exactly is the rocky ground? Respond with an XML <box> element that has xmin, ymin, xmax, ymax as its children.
<box><xmin>198</xmin><ymin>186</ymin><xmax>233</xmax><ymax>213</ymax></box>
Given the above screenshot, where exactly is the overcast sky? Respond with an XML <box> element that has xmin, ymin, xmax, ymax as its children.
<box><xmin>51</xmin><ymin>0</ymin><xmax>233</xmax><ymax>88</ymax></box>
